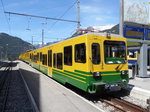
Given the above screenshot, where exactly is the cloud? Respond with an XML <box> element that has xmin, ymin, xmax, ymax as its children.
<box><xmin>81</xmin><ymin>5</ymin><xmax>101</xmax><ymax>13</ymax></box>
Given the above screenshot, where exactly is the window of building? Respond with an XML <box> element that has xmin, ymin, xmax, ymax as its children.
<box><xmin>92</xmin><ymin>43</ymin><xmax>100</xmax><ymax>64</ymax></box>
<box><xmin>48</xmin><ymin>50</ymin><xmax>52</xmax><ymax>67</ymax></box>
<box><xmin>75</xmin><ymin>43</ymin><xmax>86</xmax><ymax>63</ymax></box>
<box><xmin>42</xmin><ymin>54</ymin><xmax>47</xmax><ymax>65</ymax></box>
<box><xmin>64</xmin><ymin>46</ymin><xmax>72</xmax><ymax>66</ymax></box>
<box><xmin>53</xmin><ymin>53</ymin><xmax>57</xmax><ymax>68</ymax></box>
<box><xmin>57</xmin><ymin>53</ymin><xmax>63</xmax><ymax>69</ymax></box>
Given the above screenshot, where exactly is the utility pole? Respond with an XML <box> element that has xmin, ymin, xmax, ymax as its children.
<box><xmin>77</xmin><ymin>0</ymin><xmax>80</xmax><ymax>29</ymax></box>
<box><xmin>42</xmin><ymin>29</ymin><xmax>44</xmax><ymax>47</ymax></box>
<box><xmin>31</xmin><ymin>36</ymin><xmax>34</xmax><ymax>49</ymax></box>
<box><xmin>120</xmin><ymin>0</ymin><xmax>124</xmax><ymax>36</ymax></box>
<box><xmin>31</xmin><ymin>36</ymin><xmax>33</xmax><ymax>45</ymax></box>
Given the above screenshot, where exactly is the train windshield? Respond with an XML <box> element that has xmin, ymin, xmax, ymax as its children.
<box><xmin>104</xmin><ymin>40</ymin><xmax>126</xmax><ymax>64</ymax></box>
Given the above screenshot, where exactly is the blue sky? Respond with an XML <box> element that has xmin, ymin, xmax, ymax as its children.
<box><xmin>0</xmin><ymin>0</ymin><xmax>120</xmax><ymax>44</ymax></box>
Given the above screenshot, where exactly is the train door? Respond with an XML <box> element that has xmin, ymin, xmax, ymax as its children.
<box><xmin>89</xmin><ymin>38</ymin><xmax>102</xmax><ymax>72</ymax></box>
<box><xmin>48</xmin><ymin>50</ymin><xmax>52</xmax><ymax>76</ymax></box>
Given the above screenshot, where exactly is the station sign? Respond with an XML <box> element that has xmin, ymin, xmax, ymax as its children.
<box><xmin>124</xmin><ymin>25</ymin><xmax>150</xmax><ymax>41</ymax></box>
<box><xmin>145</xmin><ymin>29</ymin><xmax>150</xmax><ymax>40</ymax></box>
<box><xmin>124</xmin><ymin>25</ymin><xmax>144</xmax><ymax>40</ymax></box>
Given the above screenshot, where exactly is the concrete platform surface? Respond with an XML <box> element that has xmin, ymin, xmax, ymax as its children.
<box><xmin>128</xmin><ymin>69</ymin><xmax>150</xmax><ymax>101</ymax></box>
<box><xmin>17</xmin><ymin>61</ymin><xmax>103</xmax><ymax>112</ymax></box>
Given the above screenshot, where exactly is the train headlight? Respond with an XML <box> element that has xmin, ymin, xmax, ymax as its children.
<box><xmin>121</xmin><ymin>70</ymin><xmax>128</xmax><ymax>75</ymax></box>
<box><xmin>93</xmin><ymin>72</ymin><xmax>101</xmax><ymax>77</ymax></box>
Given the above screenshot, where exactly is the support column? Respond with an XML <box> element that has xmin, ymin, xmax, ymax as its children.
<box><xmin>139</xmin><ymin>43</ymin><xmax>149</xmax><ymax>77</ymax></box>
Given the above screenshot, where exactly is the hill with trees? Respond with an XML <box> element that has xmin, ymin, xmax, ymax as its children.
<box><xmin>0</xmin><ymin>33</ymin><xmax>33</xmax><ymax>60</ymax></box>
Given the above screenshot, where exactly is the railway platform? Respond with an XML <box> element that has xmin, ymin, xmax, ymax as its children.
<box><xmin>17</xmin><ymin>60</ymin><xmax>102</xmax><ymax>112</ymax></box>
<box><xmin>127</xmin><ymin>69</ymin><xmax>150</xmax><ymax>102</ymax></box>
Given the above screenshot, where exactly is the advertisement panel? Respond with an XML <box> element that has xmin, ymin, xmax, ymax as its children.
<box><xmin>124</xmin><ymin>0</ymin><xmax>149</xmax><ymax>25</ymax></box>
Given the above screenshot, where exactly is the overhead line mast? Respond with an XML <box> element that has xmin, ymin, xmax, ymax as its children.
<box><xmin>77</xmin><ymin>0</ymin><xmax>80</xmax><ymax>29</ymax></box>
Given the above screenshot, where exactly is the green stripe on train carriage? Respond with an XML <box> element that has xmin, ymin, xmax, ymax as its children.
<box><xmin>33</xmin><ymin>63</ymin><xmax>40</xmax><ymax>69</ymax></box>
<box><xmin>52</xmin><ymin>69</ymin><xmax>88</xmax><ymax>91</ymax></box>
<box><xmin>64</xmin><ymin>70</ymin><xmax>88</xmax><ymax>78</ymax></box>
<box><xmin>53</xmin><ymin>69</ymin><xmax>86</xmax><ymax>82</ymax></box>
<box><xmin>74</xmin><ymin>69</ymin><xmax>128</xmax><ymax>85</ymax></box>
<box><xmin>40</xmin><ymin>65</ymin><xmax>48</xmax><ymax>74</ymax></box>
<box><xmin>75</xmin><ymin>69</ymin><xmax>122</xmax><ymax>75</ymax></box>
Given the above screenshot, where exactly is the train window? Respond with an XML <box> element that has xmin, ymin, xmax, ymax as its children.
<box><xmin>64</xmin><ymin>46</ymin><xmax>72</xmax><ymax>66</ymax></box>
<box><xmin>37</xmin><ymin>53</ymin><xmax>39</xmax><ymax>61</ymax></box>
<box><xmin>75</xmin><ymin>43</ymin><xmax>86</xmax><ymax>63</ymax></box>
<box><xmin>40</xmin><ymin>52</ymin><xmax>42</xmax><ymax>62</ymax></box>
<box><xmin>31</xmin><ymin>54</ymin><xmax>33</xmax><ymax>61</ymax></box>
<box><xmin>48</xmin><ymin>50</ymin><xmax>52</xmax><ymax>67</ymax></box>
<box><xmin>53</xmin><ymin>53</ymin><xmax>57</xmax><ymax>68</ymax></box>
<box><xmin>104</xmin><ymin>41</ymin><xmax>126</xmax><ymax>64</ymax></box>
<box><xmin>57</xmin><ymin>53</ymin><xmax>63</xmax><ymax>69</ymax></box>
<box><xmin>35</xmin><ymin>55</ymin><xmax>38</xmax><ymax>62</ymax></box>
<box><xmin>128</xmin><ymin>51</ymin><xmax>136</xmax><ymax>58</ymax></box>
<box><xmin>92</xmin><ymin>43</ymin><xmax>100</xmax><ymax>64</ymax></box>
<box><xmin>42</xmin><ymin>54</ymin><xmax>47</xmax><ymax>65</ymax></box>
<box><xmin>30</xmin><ymin>54</ymin><xmax>31</xmax><ymax>59</ymax></box>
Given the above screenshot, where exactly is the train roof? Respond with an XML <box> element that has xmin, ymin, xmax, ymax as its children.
<box><xmin>25</xmin><ymin>32</ymin><xmax>125</xmax><ymax>53</ymax></box>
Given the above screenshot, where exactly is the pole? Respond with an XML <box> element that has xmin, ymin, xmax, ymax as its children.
<box><xmin>32</xmin><ymin>36</ymin><xmax>33</xmax><ymax>45</ymax></box>
<box><xmin>77</xmin><ymin>0</ymin><xmax>80</xmax><ymax>29</ymax></box>
<box><xmin>120</xmin><ymin>0</ymin><xmax>124</xmax><ymax>36</ymax></box>
<box><xmin>32</xmin><ymin>36</ymin><xmax>33</xmax><ymax>49</ymax></box>
<box><xmin>42</xmin><ymin>29</ymin><xmax>44</xmax><ymax>47</ymax></box>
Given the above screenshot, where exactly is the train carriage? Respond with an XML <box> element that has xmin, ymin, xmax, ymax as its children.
<box><xmin>19</xmin><ymin>32</ymin><xmax>129</xmax><ymax>93</ymax></box>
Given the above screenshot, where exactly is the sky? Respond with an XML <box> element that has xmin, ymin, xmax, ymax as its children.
<box><xmin>0</xmin><ymin>0</ymin><xmax>120</xmax><ymax>44</ymax></box>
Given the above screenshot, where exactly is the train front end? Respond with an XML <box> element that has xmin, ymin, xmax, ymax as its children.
<box><xmin>87</xmin><ymin>34</ymin><xmax>129</xmax><ymax>93</ymax></box>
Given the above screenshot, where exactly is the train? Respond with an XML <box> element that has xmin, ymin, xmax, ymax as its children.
<box><xmin>127</xmin><ymin>49</ymin><xmax>138</xmax><ymax>67</ymax></box>
<box><xmin>19</xmin><ymin>31</ymin><xmax>129</xmax><ymax>94</ymax></box>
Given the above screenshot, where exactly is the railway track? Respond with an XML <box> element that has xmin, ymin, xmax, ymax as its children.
<box><xmin>65</xmin><ymin>83</ymin><xmax>148</xmax><ymax>112</ymax></box>
<box><xmin>101</xmin><ymin>97</ymin><xmax>148</xmax><ymax>112</ymax></box>
<box><xmin>0</xmin><ymin>62</ymin><xmax>37</xmax><ymax>112</ymax></box>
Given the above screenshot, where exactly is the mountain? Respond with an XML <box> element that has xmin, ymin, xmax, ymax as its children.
<box><xmin>102</xmin><ymin>24</ymin><xmax>119</xmax><ymax>34</ymax></box>
<box><xmin>0</xmin><ymin>33</ymin><xmax>34</xmax><ymax>60</ymax></box>
<box><xmin>88</xmin><ymin>24</ymin><xmax>116</xmax><ymax>31</ymax></box>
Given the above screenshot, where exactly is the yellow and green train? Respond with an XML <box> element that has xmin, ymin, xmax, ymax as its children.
<box><xmin>19</xmin><ymin>32</ymin><xmax>129</xmax><ymax>93</ymax></box>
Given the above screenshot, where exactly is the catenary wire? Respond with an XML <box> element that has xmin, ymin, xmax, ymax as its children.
<box><xmin>0</xmin><ymin>0</ymin><xmax>11</xmax><ymax>33</ymax></box>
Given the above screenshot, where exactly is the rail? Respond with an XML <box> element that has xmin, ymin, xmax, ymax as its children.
<box><xmin>0</xmin><ymin>62</ymin><xmax>37</xmax><ymax>111</ymax></box>
<box><xmin>102</xmin><ymin>97</ymin><xmax>148</xmax><ymax>112</ymax></box>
